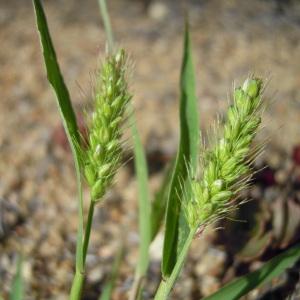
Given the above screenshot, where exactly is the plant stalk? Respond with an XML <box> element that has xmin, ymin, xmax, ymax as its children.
<box><xmin>98</xmin><ymin>0</ymin><xmax>114</xmax><ymax>53</ymax></box>
<box><xmin>69</xmin><ymin>271</ymin><xmax>84</xmax><ymax>300</ymax></box>
<box><xmin>154</xmin><ymin>227</ymin><xmax>196</xmax><ymax>300</ymax></box>
<box><xmin>82</xmin><ymin>201</ymin><xmax>95</xmax><ymax>261</ymax></box>
<box><xmin>70</xmin><ymin>200</ymin><xmax>96</xmax><ymax>300</ymax></box>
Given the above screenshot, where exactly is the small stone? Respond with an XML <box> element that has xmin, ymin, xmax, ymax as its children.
<box><xmin>199</xmin><ymin>275</ymin><xmax>220</xmax><ymax>297</ymax></box>
<box><xmin>195</xmin><ymin>247</ymin><xmax>227</xmax><ymax>277</ymax></box>
<box><xmin>268</xmin><ymin>152</ymin><xmax>282</xmax><ymax>168</ymax></box>
<box><xmin>148</xmin><ymin>2</ymin><xmax>169</xmax><ymax>21</ymax></box>
<box><xmin>275</xmin><ymin>169</ymin><xmax>288</xmax><ymax>185</ymax></box>
<box><xmin>88</xmin><ymin>265</ymin><xmax>104</xmax><ymax>283</ymax></box>
<box><xmin>149</xmin><ymin>232</ymin><xmax>164</xmax><ymax>261</ymax></box>
<box><xmin>173</xmin><ymin>277</ymin><xmax>193</xmax><ymax>299</ymax></box>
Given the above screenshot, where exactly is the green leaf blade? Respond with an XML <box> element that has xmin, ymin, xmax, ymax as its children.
<box><xmin>204</xmin><ymin>244</ymin><xmax>300</xmax><ymax>300</ymax></box>
<box><xmin>32</xmin><ymin>0</ymin><xmax>84</xmax><ymax>272</ymax></box>
<box><xmin>32</xmin><ymin>0</ymin><xmax>79</xmax><ymax>149</ymax></box>
<box><xmin>150</xmin><ymin>161</ymin><xmax>174</xmax><ymax>241</ymax></box>
<box><xmin>129</xmin><ymin>117</ymin><xmax>152</xmax><ymax>300</ymax></box>
<box><xmin>162</xmin><ymin>23</ymin><xmax>199</xmax><ymax>277</ymax></box>
<box><xmin>9</xmin><ymin>256</ymin><xmax>24</xmax><ymax>300</ymax></box>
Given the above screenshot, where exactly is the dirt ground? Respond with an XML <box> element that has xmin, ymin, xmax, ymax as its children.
<box><xmin>1</xmin><ymin>0</ymin><xmax>300</xmax><ymax>299</ymax></box>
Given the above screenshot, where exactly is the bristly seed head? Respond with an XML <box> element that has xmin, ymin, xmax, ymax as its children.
<box><xmin>83</xmin><ymin>49</ymin><xmax>131</xmax><ymax>202</ymax></box>
<box><xmin>184</xmin><ymin>77</ymin><xmax>263</xmax><ymax>229</ymax></box>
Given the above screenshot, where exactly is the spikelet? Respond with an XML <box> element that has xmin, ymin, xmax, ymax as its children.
<box><xmin>184</xmin><ymin>77</ymin><xmax>264</xmax><ymax>229</ymax></box>
<box><xmin>84</xmin><ymin>49</ymin><xmax>131</xmax><ymax>201</ymax></box>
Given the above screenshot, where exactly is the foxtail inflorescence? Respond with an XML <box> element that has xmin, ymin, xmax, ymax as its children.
<box><xmin>83</xmin><ymin>49</ymin><xmax>131</xmax><ymax>201</ymax></box>
<box><xmin>185</xmin><ymin>78</ymin><xmax>264</xmax><ymax>229</ymax></box>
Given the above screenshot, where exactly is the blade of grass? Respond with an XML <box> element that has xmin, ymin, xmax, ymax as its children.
<box><xmin>32</xmin><ymin>0</ymin><xmax>84</xmax><ymax>277</ymax></box>
<box><xmin>162</xmin><ymin>22</ymin><xmax>199</xmax><ymax>277</ymax></box>
<box><xmin>129</xmin><ymin>117</ymin><xmax>152</xmax><ymax>300</ymax></box>
<box><xmin>99</xmin><ymin>243</ymin><xmax>124</xmax><ymax>300</ymax></box>
<box><xmin>204</xmin><ymin>243</ymin><xmax>300</xmax><ymax>300</ymax></box>
<box><xmin>150</xmin><ymin>161</ymin><xmax>174</xmax><ymax>241</ymax></box>
<box><xmin>98</xmin><ymin>0</ymin><xmax>114</xmax><ymax>53</ymax></box>
<box><xmin>32</xmin><ymin>0</ymin><xmax>80</xmax><ymax>149</ymax></box>
<box><xmin>9</xmin><ymin>256</ymin><xmax>24</xmax><ymax>300</ymax></box>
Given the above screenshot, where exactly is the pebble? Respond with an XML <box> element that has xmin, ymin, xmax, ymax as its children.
<box><xmin>173</xmin><ymin>277</ymin><xmax>193</xmax><ymax>299</ymax></box>
<box><xmin>199</xmin><ymin>275</ymin><xmax>220</xmax><ymax>297</ymax></box>
<box><xmin>149</xmin><ymin>232</ymin><xmax>164</xmax><ymax>261</ymax></box>
<box><xmin>88</xmin><ymin>265</ymin><xmax>104</xmax><ymax>283</ymax></box>
<box><xmin>195</xmin><ymin>247</ymin><xmax>227</xmax><ymax>277</ymax></box>
<box><xmin>275</xmin><ymin>169</ymin><xmax>288</xmax><ymax>185</ymax></box>
<box><xmin>148</xmin><ymin>2</ymin><xmax>169</xmax><ymax>21</ymax></box>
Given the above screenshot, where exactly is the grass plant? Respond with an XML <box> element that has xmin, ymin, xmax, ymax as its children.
<box><xmin>154</xmin><ymin>77</ymin><xmax>264</xmax><ymax>300</ymax></box>
<box><xmin>9</xmin><ymin>0</ymin><xmax>299</xmax><ymax>299</ymax></box>
<box><xmin>70</xmin><ymin>49</ymin><xmax>132</xmax><ymax>300</ymax></box>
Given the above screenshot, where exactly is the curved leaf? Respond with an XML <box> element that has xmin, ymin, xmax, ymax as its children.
<box><xmin>204</xmin><ymin>244</ymin><xmax>300</xmax><ymax>300</ymax></box>
<box><xmin>32</xmin><ymin>0</ymin><xmax>84</xmax><ymax>272</ymax></box>
<box><xmin>129</xmin><ymin>117</ymin><xmax>152</xmax><ymax>299</ymax></box>
<box><xmin>162</xmin><ymin>22</ymin><xmax>199</xmax><ymax>277</ymax></box>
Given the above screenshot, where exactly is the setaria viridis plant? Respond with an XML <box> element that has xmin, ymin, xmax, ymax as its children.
<box><xmin>154</xmin><ymin>77</ymin><xmax>265</xmax><ymax>300</ymax></box>
<box><xmin>69</xmin><ymin>48</ymin><xmax>131</xmax><ymax>300</ymax></box>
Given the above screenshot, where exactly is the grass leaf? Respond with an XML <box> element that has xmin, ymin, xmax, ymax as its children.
<box><xmin>32</xmin><ymin>0</ymin><xmax>84</xmax><ymax>272</ymax></box>
<box><xmin>150</xmin><ymin>161</ymin><xmax>174</xmax><ymax>241</ymax></box>
<box><xmin>130</xmin><ymin>117</ymin><xmax>152</xmax><ymax>299</ymax></box>
<box><xmin>162</xmin><ymin>22</ymin><xmax>199</xmax><ymax>277</ymax></box>
<box><xmin>32</xmin><ymin>0</ymin><xmax>79</xmax><ymax>147</ymax></box>
<box><xmin>99</xmin><ymin>244</ymin><xmax>124</xmax><ymax>300</ymax></box>
<box><xmin>9</xmin><ymin>256</ymin><xmax>24</xmax><ymax>300</ymax></box>
<box><xmin>204</xmin><ymin>243</ymin><xmax>300</xmax><ymax>300</ymax></box>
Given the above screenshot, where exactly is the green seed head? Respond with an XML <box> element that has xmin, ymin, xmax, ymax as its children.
<box><xmin>184</xmin><ymin>77</ymin><xmax>264</xmax><ymax>228</ymax></box>
<box><xmin>84</xmin><ymin>49</ymin><xmax>131</xmax><ymax>202</ymax></box>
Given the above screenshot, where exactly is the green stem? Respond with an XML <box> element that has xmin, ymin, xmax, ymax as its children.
<box><xmin>69</xmin><ymin>200</ymin><xmax>96</xmax><ymax>300</ymax></box>
<box><xmin>98</xmin><ymin>0</ymin><xmax>114</xmax><ymax>53</ymax></box>
<box><xmin>69</xmin><ymin>271</ymin><xmax>85</xmax><ymax>300</ymax></box>
<box><xmin>82</xmin><ymin>201</ymin><xmax>95</xmax><ymax>261</ymax></box>
<box><xmin>154</xmin><ymin>227</ymin><xmax>196</xmax><ymax>300</ymax></box>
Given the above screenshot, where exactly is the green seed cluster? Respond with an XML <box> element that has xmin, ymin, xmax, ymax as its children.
<box><xmin>84</xmin><ymin>49</ymin><xmax>131</xmax><ymax>201</ymax></box>
<box><xmin>185</xmin><ymin>78</ymin><xmax>263</xmax><ymax>228</ymax></box>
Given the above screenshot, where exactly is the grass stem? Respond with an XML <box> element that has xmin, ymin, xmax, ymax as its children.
<box><xmin>69</xmin><ymin>200</ymin><xmax>96</xmax><ymax>300</ymax></box>
<box><xmin>98</xmin><ymin>0</ymin><xmax>114</xmax><ymax>53</ymax></box>
<box><xmin>154</xmin><ymin>227</ymin><xmax>196</xmax><ymax>300</ymax></box>
<box><xmin>82</xmin><ymin>201</ymin><xmax>95</xmax><ymax>262</ymax></box>
<box><xmin>69</xmin><ymin>271</ymin><xmax>85</xmax><ymax>300</ymax></box>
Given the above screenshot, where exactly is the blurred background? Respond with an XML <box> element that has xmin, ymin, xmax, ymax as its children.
<box><xmin>1</xmin><ymin>0</ymin><xmax>300</xmax><ymax>299</ymax></box>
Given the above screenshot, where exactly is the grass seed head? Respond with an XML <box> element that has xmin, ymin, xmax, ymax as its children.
<box><xmin>83</xmin><ymin>49</ymin><xmax>131</xmax><ymax>202</ymax></box>
<box><xmin>184</xmin><ymin>77</ymin><xmax>263</xmax><ymax>229</ymax></box>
